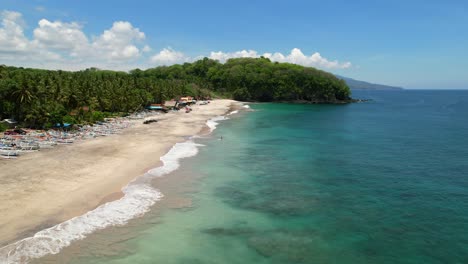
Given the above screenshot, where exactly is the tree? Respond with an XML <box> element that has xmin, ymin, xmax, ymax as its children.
<box><xmin>0</xmin><ymin>59</ymin><xmax>351</xmax><ymax>127</ymax></box>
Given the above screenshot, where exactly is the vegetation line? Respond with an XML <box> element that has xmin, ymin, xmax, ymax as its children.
<box><xmin>0</xmin><ymin>57</ymin><xmax>351</xmax><ymax>129</ymax></box>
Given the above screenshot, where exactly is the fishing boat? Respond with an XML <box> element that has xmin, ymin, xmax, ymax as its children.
<box><xmin>56</xmin><ymin>138</ymin><xmax>74</xmax><ymax>144</ymax></box>
<box><xmin>0</xmin><ymin>146</ymin><xmax>20</xmax><ymax>157</ymax></box>
<box><xmin>38</xmin><ymin>140</ymin><xmax>57</xmax><ymax>149</ymax></box>
<box><xmin>19</xmin><ymin>141</ymin><xmax>40</xmax><ymax>151</ymax></box>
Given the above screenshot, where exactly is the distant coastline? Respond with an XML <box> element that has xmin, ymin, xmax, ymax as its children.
<box><xmin>277</xmin><ymin>98</ymin><xmax>370</xmax><ymax>104</ymax></box>
<box><xmin>337</xmin><ymin>75</ymin><xmax>404</xmax><ymax>90</ymax></box>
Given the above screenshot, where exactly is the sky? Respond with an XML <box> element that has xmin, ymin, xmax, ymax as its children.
<box><xmin>0</xmin><ymin>0</ymin><xmax>467</xmax><ymax>89</ymax></box>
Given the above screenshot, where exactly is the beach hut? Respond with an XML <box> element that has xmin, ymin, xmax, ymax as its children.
<box><xmin>177</xmin><ymin>96</ymin><xmax>197</xmax><ymax>107</ymax></box>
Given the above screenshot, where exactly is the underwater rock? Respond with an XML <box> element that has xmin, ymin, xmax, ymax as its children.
<box><xmin>203</xmin><ymin>227</ymin><xmax>254</xmax><ymax>236</ymax></box>
<box><xmin>177</xmin><ymin>258</ymin><xmax>210</xmax><ymax>264</ymax></box>
<box><xmin>215</xmin><ymin>184</ymin><xmax>318</xmax><ymax>217</ymax></box>
<box><xmin>247</xmin><ymin>230</ymin><xmax>327</xmax><ymax>263</ymax></box>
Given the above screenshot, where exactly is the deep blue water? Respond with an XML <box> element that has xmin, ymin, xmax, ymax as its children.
<box><xmin>67</xmin><ymin>90</ymin><xmax>468</xmax><ymax>264</ymax></box>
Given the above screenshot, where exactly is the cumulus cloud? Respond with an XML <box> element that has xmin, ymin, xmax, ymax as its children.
<box><xmin>0</xmin><ymin>10</ymin><xmax>30</xmax><ymax>53</ymax></box>
<box><xmin>147</xmin><ymin>48</ymin><xmax>350</xmax><ymax>70</ymax></box>
<box><xmin>91</xmin><ymin>21</ymin><xmax>145</xmax><ymax>60</ymax></box>
<box><xmin>33</xmin><ymin>19</ymin><xmax>88</xmax><ymax>52</ymax></box>
<box><xmin>209</xmin><ymin>49</ymin><xmax>259</xmax><ymax>62</ymax></box>
<box><xmin>150</xmin><ymin>48</ymin><xmax>189</xmax><ymax>65</ymax></box>
<box><xmin>209</xmin><ymin>48</ymin><xmax>351</xmax><ymax>69</ymax></box>
<box><xmin>0</xmin><ymin>11</ymin><xmax>147</xmax><ymax>69</ymax></box>
<box><xmin>0</xmin><ymin>10</ymin><xmax>352</xmax><ymax>71</ymax></box>
<box><xmin>0</xmin><ymin>10</ymin><xmax>62</xmax><ymax>62</ymax></box>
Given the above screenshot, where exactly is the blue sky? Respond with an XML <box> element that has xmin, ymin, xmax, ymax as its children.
<box><xmin>1</xmin><ymin>0</ymin><xmax>467</xmax><ymax>89</ymax></box>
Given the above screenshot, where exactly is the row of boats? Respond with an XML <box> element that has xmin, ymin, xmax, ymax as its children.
<box><xmin>0</xmin><ymin>111</ymin><xmax>160</xmax><ymax>159</ymax></box>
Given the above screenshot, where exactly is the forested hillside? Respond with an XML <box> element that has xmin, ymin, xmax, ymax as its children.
<box><xmin>0</xmin><ymin>57</ymin><xmax>351</xmax><ymax>128</ymax></box>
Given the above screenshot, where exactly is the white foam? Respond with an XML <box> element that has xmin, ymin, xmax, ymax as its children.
<box><xmin>206</xmin><ymin>116</ymin><xmax>228</xmax><ymax>132</ymax></box>
<box><xmin>227</xmin><ymin>110</ymin><xmax>239</xmax><ymax>116</ymax></box>
<box><xmin>0</xmin><ymin>140</ymin><xmax>203</xmax><ymax>264</ymax></box>
<box><xmin>147</xmin><ymin>141</ymin><xmax>203</xmax><ymax>177</ymax></box>
<box><xmin>242</xmin><ymin>104</ymin><xmax>250</xmax><ymax>109</ymax></box>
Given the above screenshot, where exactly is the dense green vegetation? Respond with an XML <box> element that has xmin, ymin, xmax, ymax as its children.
<box><xmin>0</xmin><ymin>122</ymin><xmax>7</xmax><ymax>132</ymax></box>
<box><xmin>0</xmin><ymin>57</ymin><xmax>350</xmax><ymax>128</ymax></box>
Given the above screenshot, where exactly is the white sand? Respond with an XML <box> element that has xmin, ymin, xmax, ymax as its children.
<box><xmin>0</xmin><ymin>99</ymin><xmax>237</xmax><ymax>247</ymax></box>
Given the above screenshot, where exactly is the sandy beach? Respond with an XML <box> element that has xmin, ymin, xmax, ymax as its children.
<box><xmin>0</xmin><ymin>99</ymin><xmax>237</xmax><ymax>248</ymax></box>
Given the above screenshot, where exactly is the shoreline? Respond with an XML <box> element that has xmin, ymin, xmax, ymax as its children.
<box><xmin>0</xmin><ymin>99</ymin><xmax>240</xmax><ymax>254</ymax></box>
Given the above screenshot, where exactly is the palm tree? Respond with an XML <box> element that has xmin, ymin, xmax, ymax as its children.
<box><xmin>11</xmin><ymin>80</ymin><xmax>35</xmax><ymax>120</ymax></box>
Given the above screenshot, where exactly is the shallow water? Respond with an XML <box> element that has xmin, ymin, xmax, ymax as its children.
<box><xmin>41</xmin><ymin>90</ymin><xmax>468</xmax><ymax>263</ymax></box>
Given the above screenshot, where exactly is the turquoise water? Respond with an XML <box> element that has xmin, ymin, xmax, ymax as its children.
<box><xmin>52</xmin><ymin>90</ymin><xmax>468</xmax><ymax>263</ymax></box>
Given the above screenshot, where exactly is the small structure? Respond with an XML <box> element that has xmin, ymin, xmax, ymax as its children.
<box><xmin>0</xmin><ymin>119</ymin><xmax>18</xmax><ymax>128</ymax></box>
<box><xmin>179</xmin><ymin>96</ymin><xmax>197</xmax><ymax>105</ymax></box>
<box><xmin>175</xmin><ymin>96</ymin><xmax>197</xmax><ymax>109</ymax></box>
<box><xmin>145</xmin><ymin>104</ymin><xmax>168</xmax><ymax>113</ymax></box>
<box><xmin>54</xmin><ymin>123</ymin><xmax>72</xmax><ymax>128</ymax></box>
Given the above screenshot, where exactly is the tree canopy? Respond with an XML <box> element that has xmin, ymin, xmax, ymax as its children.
<box><xmin>0</xmin><ymin>57</ymin><xmax>351</xmax><ymax>128</ymax></box>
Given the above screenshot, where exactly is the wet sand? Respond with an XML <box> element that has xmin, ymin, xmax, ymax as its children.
<box><xmin>0</xmin><ymin>99</ymin><xmax>237</xmax><ymax>247</ymax></box>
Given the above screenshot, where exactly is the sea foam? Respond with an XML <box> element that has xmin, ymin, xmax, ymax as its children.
<box><xmin>0</xmin><ymin>140</ymin><xmax>203</xmax><ymax>264</ymax></box>
<box><xmin>206</xmin><ymin>116</ymin><xmax>228</xmax><ymax>132</ymax></box>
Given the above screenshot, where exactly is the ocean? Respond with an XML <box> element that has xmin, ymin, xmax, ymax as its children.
<box><xmin>34</xmin><ymin>90</ymin><xmax>468</xmax><ymax>263</ymax></box>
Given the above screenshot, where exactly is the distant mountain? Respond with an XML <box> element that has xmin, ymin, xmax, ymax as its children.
<box><xmin>337</xmin><ymin>75</ymin><xmax>403</xmax><ymax>90</ymax></box>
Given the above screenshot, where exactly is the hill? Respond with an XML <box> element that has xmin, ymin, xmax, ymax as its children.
<box><xmin>337</xmin><ymin>75</ymin><xmax>403</xmax><ymax>90</ymax></box>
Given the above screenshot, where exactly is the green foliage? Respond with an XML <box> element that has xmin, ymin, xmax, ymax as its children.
<box><xmin>232</xmin><ymin>87</ymin><xmax>251</xmax><ymax>101</ymax></box>
<box><xmin>49</xmin><ymin>105</ymin><xmax>68</xmax><ymax>125</ymax></box>
<box><xmin>0</xmin><ymin>122</ymin><xmax>7</xmax><ymax>132</ymax></box>
<box><xmin>0</xmin><ymin>59</ymin><xmax>351</xmax><ymax>128</ymax></box>
<box><xmin>183</xmin><ymin>83</ymin><xmax>197</xmax><ymax>96</ymax></box>
<box><xmin>63</xmin><ymin>115</ymin><xmax>76</xmax><ymax>124</ymax></box>
<box><xmin>91</xmin><ymin>111</ymin><xmax>105</xmax><ymax>122</ymax></box>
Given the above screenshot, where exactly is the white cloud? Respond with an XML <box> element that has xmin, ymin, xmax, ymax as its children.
<box><xmin>0</xmin><ymin>10</ymin><xmax>352</xmax><ymax>71</ymax></box>
<box><xmin>209</xmin><ymin>48</ymin><xmax>351</xmax><ymax>69</ymax></box>
<box><xmin>33</xmin><ymin>19</ymin><xmax>88</xmax><ymax>52</ymax></box>
<box><xmin>148</xmin><ymin>48</ymin><xmax>351</xmax><ymax>70</ymax></box>
<box><xmin>150</xmin><ymin>48</ymin><xmax>189</xmax><ymax>65</ymax></box>
<box><xmin>91</xmin><ymin>21</ymin><xmax>145</xmax><ymax>60</ymax></box>
<box><xmin>0</xmin><ymin>11</ymin><xmax>148</xmax><ymax>69</ymax></box>
<box><xmin>0</xmin><ymin>10</ymin><xmax>30</xmax><ymax>53</ymax></box>
<box><xmin>209</xmin><ymin>49</ymin><xmax>259</xmax><ymax>62</ymax></box>
<box><xmin>0</xmin><ymin>11</ymin><xmax>62</xmax><ymax>63</ymax></box>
